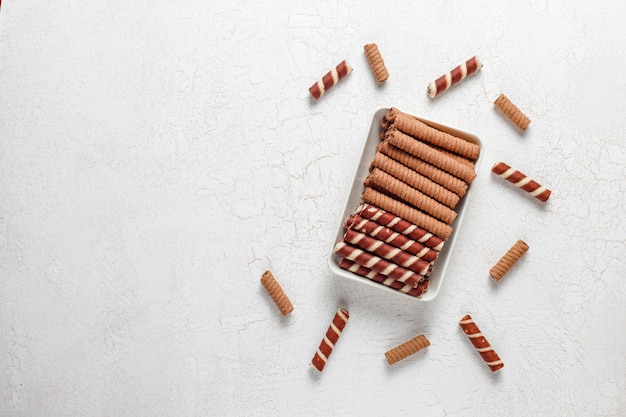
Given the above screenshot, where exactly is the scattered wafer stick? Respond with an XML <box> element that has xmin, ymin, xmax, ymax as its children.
<box><xmin>459</xmin><ymin>314</ymin><xmax>503</xmax><ymax>372</ymax></box>
<box><xmin>385</xmin><ymin>334</ymin><xmax>430</xmax><ymax>365</ymax></box>
<box><xmin>489</xmin><ymin>240</ymin><xmax>529</xmax><ymax>281</ymax></box>
<box><xmin>385</xmin><ymin>129</ymin><xmax>477</xmax><ymax>183</ymax></box>
<box><xmin>339</xmin><ymin>258</ymin><xmax>429</xmax><ymax>297</ymax></box>
<box><xmin>361</xmin><ymin>188</ymin><xmax>453</xmax><ymax>240</ymax></box>
<box><xmin>308</xmin><ymin>60</ymin><xmax>353</xmax><ymax>100</ymax></box>
<box><xmin>311</xmin><ymin>308</ymin><xmax>350</xmax><ymax>372</ymax></box>
<box><xmin>494</xmin><ymin>94</ymin><xmax>531</xmax><ymax>131</ymax></box>
<box><xmin>427</xmin><ymin>56</ymin><xmax>483</xmax><ymax>98</ymax></box>
<box><xmin>385</xmin><ymin>108</ymin><xmax>480</xmax><ymax>160</ymax></box>
<box><xmin>260</xmin><ymin>270</ymin><xmax>294</xmax><ymax>316</ymax></box>
<box><xmin>491</xmin><ymin>161</ymin><xmax>552</xmax><ymax>202</ymax></box>
<box><xmin>364</xmin><ymin>43</ymin><xmax>389</xmax><ymax>83</ymax></box>
<box><xmin>377</xmin><ymin>141</ymin><xmax>469</xmax><ymax>197</ymax></box>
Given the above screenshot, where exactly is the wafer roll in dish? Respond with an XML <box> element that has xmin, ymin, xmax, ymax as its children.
<box><xmin>333</xmin><ymin>241</ymin><xmax>426</xmax><ymax>287</ymax></box>
<box><xmin>385</xmin><ymin>129</ymin><xmax>477</xmax><ymax>183</ymax></box>
<box><xmin>364</xmin><ymin>168</ymin><xmax>458</xmax><ymax>224</ymax></box>
<box><xmin>370</xmin><ymin>152</ymin><xmax>461</xmax><ymax>208</ymax></box>
<box><xmin>358</xmin><ymin>203</ymin><xmax>445</xmax><ymax>250</ymax></box>
<box><xmin>433</xmin><ymin>147</ymin><xmax>476</xmax><ymax>168</ymax></box>
<box><xmin>377</xmin><ymin>141</ymin><xmax>469</xmax><ymax>197</ymax></box>
<box><xmin>342</xmin><ymin>228</ymin><xmax>432</xmax><ymax>275</ymax></box>
<box><xmin>338</xmin><ymin>259</ymin><xmax>429</xmax><ymax>297</ymax></box>
<box><xmin>384</xmin><ymin>108</ymin><xmax>480</xmax><ymax>160</ymax></box>
<box><xmin>346</xmin><ymin>214</ymin><xmax>438</xmax><ymax>261</ymax></box>
<box><xmin>361</xmin><ymin>188</ymin><xmax>453</xmax><ymax>240</ymax></box>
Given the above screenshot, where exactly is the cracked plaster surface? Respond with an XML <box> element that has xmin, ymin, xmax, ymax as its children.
<box><xmin>0</xmin><ymin>1</ymin><xmax>624</xmax><ymax>416</ymax></box>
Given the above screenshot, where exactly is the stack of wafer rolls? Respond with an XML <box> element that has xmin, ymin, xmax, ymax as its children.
<box><xmin>334</xmin><ymin>108</ymin><xmax>480</xmax><ymax>297</ymax></box>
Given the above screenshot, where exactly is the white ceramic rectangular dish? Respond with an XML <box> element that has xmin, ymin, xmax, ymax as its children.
<box><xmin>328</xmin><ymin>108</ymin><xmax>482</xmax><ymax>301</ymax></box>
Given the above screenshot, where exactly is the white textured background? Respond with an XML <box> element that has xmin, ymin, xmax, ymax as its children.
<box><xmin>1</xmin><ymin>1</ymin><xmax>625</xmax><ymax>416</ymax></box>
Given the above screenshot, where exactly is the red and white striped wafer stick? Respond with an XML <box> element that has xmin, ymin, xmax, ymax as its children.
<box><xmin>427</xmin><ymin>56</ymin><xmax>483</xmax><ymax>98</ymax></box>
<box><xmin>338</xmin><ymin>259</ymin><xmax>429</xmax><ymax>297</ymax></box>
<box><xmin>491</xmin><ymin>161</ymin><xmax>552</xmax><ymax>202</ymax></box>
<box><xmin>311</xmin><ymin>308</ymin><xmax>349</xmax><ymax>372</ymax></box>
<box><xmin>343</xmin><ymin>228</ymin><xmax>431</xmax><ymax>275</ymax></box>
<box><xmin>333</xmin><ymin>241</ymin><xmax>424</xmax><ymax>287</ymax></box>
<box><xmin>459</xmin><ymin>314</ymin><xmax>504</xmax><ymax>372</ymax></box>
<box><xmin>346</xmin><ymin>214</ymin><xmax>438</xmax><ymax>262</ymax></box>
<box><xmin>308</xmin><ymin>60</ymin><xmax>353</xmax><ymax>100</ymax></box>
<box><xmin>358</xmin><ymin>204</ymin><xmax>445</xmax><ymax>251</ymax></box>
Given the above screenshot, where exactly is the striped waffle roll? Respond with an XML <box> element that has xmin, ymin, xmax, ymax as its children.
<box><xmin>459</xmin><ymin>314</ymin><xmax>504</xmax><ymax>372</ymax></box>
<box><xmin>311</xmin><ymin>308</ymin><xmax>350</xmax><ymax>372</ymax></box>
<box><xmin>491</xmin><ymin>161</ymin><xmax>551</xmax><ymax>202</ymax></box>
